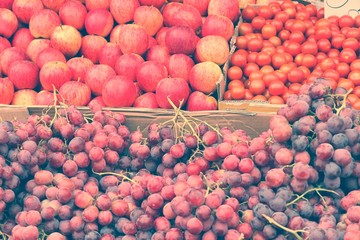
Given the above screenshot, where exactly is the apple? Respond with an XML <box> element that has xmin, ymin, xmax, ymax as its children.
<box><xmin>201</xmin><ymin>15</ymin><xmax>234</xmax><ymax>41</ymax></box>
<box><xmin>186</xmin><ymin>91</ymin><xmax>217</xmax><ymax>111</ymax></box>
<box><xmin>35</xmin><ymin>90</ymin><xmax>56</xmax><ymax>105</ymax></box>
<box><xmin>80</xmin><ymin>35</ymin><xmax>107</xmax><ymax>64</ymax></box>
<box><xmin>59</xmin><ymin>81</ymin><xmax>92</xmax><ymax>106</ymax></box>
<box><xmin>195</xmin><ymin>35</ymin><xmax>229</xmax><ymax>65</ymax></box>
<box><xmin>167</xmin><ymin>54</ymin><xmax>195</xmax><ymax>82</ymax></box>
<box><xmin>134</xmin><ymin>92</ymin><xmax>159</xmax><ymax>108</ymax></box>
<box><xmin>8</xmin><ymin>60</ymin><xmax>39</xmax><ymax>89</ymax></box>
<box><xmin>11</xmin><ymin>89</ymin><xmax>37</xmax><ymax>105</ymax></box>
<box><xmin>189</xmin><ymin>62</ymin><xmax>222</xmax><ymax>94</ymax></box>
<box><xmin>118</xmin><ymin>24</ymin><xmax>149</xmax><ymax>55</ymax></box>
<box><xmin>98</xmin><ymin>43</ymin><xmax>122</xmax><ymax>68</ymax></box>
<box><xmin>0</xmin><ymin>37</ymin><xmax>11</xmax><ymax>54</ymax></box>
<box><xmin>59</xmin><ymin>0</ymin><xmax>87</xmax><ymax>30</ymax></box>
<box><xmin>36</xmin><ymin>47</ymin><xmax>66</xmax><ymax>68</ymax></box>
<box><xmin>11</xmin><ymin>28</ymin><xmax>34</xmax><ymax>53</ymax></box>
<box><xmin>146</xmin><ymin>45</ymin><xmax>170</xmax><ymax>68</ymax></box>
<box><xmin>138</xmin><ymin>0</ymin><xmax>165</xmax><ymax>9</ymax></box>
<box><xmin>102</xmin><ymin>76</ymin><xmax>137</xmax><ymax>107</ymax></box>
<box><xmin>0</xmin><ymin>47</ymin><xmax>28</xmax><ymax>76</ymax></box>
<box><xmin>85</xmin><ymin>0</ymin><xmax>110</xmax><ymax>10</ymax></box>
<box><xmin>50</xmin><ymin>25</ymin><xmax>82</xmax><ymax>58</ymax></box>
<box><xmin>136</xmin><ymin>61</ymin><xmax>168</xmax><ymax>92</ymax></box>
<box><xmin>85</xmin><ymin>9</ymin><xmax>114</xmax><ymax>37</ymax></box>
<box><xmin>109</xmin><ymin>24</ymin><xmax>124</xmax><ymax>45</ymax></box>
<box><xmin>110</xmin><ymin>0</ymin><xmax>140</xmax><ymax>24</ymax></box>
<box><xmin>155</xmin><ymin>27</ymin><xmax>169</xmax><ymax>46</ymax></box>
<box><xmin>162</xmin><ymin>3</ymin><xmax>202</xmax><ymax>31</ymax></box>
<box><xmin>0</xmin><ymin>8</ymin><xmax>18</xmax><ymax>38</ymax></box>
<box><xmin>156</xmin><ymin>77</ymin><xmax>190</xmax><ymax>109</ymax></box>
<box><xmin>88</xmin><ymin>96</ymin><xmax>105</xmax><ymax>112</ymax></box>
<box><xmin>207</xmin><ymin>0</ymin><xmax>240</xmax><ymax>23</ymax></box>
<box><xmin>85</xmin><ymin>64</ymin><xmax>116</xmax><ymax>96</ymax></box>
<box><xmin>134</xmin><ymin>6</ymin><xmax>163</xmax><ymax>36</ymax></box>
<box><xmin>26</xmin><ymin>39</ymin><xmax>52</xmax><ymax>62</ymax></box>
<box><xmin>41</xmin><ymin>0</ymin><xmax>67</xmax><ymax>12</ymax></box>
<box><xmin>12</xmin><ymin>0</ymin><xmax>44</xmax><ymax>24</ymax></box>
<box><xmin>39</xmin><ymin>61</ymin><xmax>72</xmax><ymax>91</ymax></box>
<box><xmin>0</xmin><ymin>0</ymin><xmax>13</xmax><ymax>9</ymax></box>
<box><xmin>165</xmin><ymin>26</ymin><xmax>198</xmax><ymax>55</ymax></box>
<box><xmin>66</xmin><ymin>57</ymin><xmax>94</xmax><ymax>82</ymax></box>
<box><xmin>114</xmin><ymin>53</ymin><xmax>144</xmax><ymax>82</ymax></box>
<box><xmin>29</xmin><ymin>9</ymin><xmax>61</xmax><ymax>38</ymax></box>
<box><xmin>0</xmin><ymin>77</ymin><xmax>14</xmax><ymax>104</ymax></box>
<box><xmin>183</xmin><ymin>0</ymin><xmax>210</xmax><ymax>16</ymax></box>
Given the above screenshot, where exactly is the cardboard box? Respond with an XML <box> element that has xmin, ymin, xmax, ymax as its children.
<box><xmin>0</xmin><ymin>105</ymin><xmax>274</xmax><ymax>139</ymax></box>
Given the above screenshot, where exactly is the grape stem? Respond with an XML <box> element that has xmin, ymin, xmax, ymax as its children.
<box><xmin>286</xmin><ymin>188</ymin><xmax>340</xmax><ymax>207</ymax></box>
<box><xmin>92</xmin><ymin>170</ymin><xmax>140</xmax><ymax>186</ymax></box>
<box><xmin>262</xmin><ymin>214</ymin><xmax>305</xmax><ymax>240</ymax></box>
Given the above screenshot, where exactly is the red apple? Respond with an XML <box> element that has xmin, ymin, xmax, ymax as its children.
<box><xmin>50</xmin><ymin>25</ymin><xmax>82</xmax><ymax>58</ymax></box>
<box><xmin>8</xmin><ymin>60</ymin><xmax>39</xmax><ymax>89</ymax></box>
<box><xmin>156</xmin><ymin>77</ymin><xmax>190</xmax><ymax>109</ymax></box>
<box><xmin>146</xmin><ymin>45</ymin><xmax>170</xmax><ymax>68</ymax></box>
<box><xmin>59</xmin><ymin>81</ymin><xmax>91</xmax><ymax>106</ymax></box>
<box><xmin>0</xmin><ymin>37</ymin><xmax>11</xmax><ymax>54</ymax></box>
<box><xmin>118</xmin><ymin>24</ymin><xmax>149</xmax><ymax>55</ymax></box>
<box><xmin>88</xmin><ymin>96</ymin><xmax>105</xmax><ymax>112</ymax></box>
<box><xmin>12</xmin><ymin>0</ymin><xmax>44</xmax><ymax>24</ymax></box>
<box><xmin>201</xmin><ymin>15</ymin><xmax>234</xmax><ymax>41</ymax></box>
<box><xmin>136</xmin><ymin>61</ymin><xmax>168</xmax><ymax>92</ymax></box>
<box><xmin>85</xmin><ymin>64</ymin><xmax>116</xmax><ymax>96</ymax></box>
<box><xmin>102</xmin><ymin>76</ymin><xmax>137</xmax><ymax>107</ymax></box>
<box><xmin>11</xmin><ymin>89</ymin><xmax>37</xmax><ymax>105</ymax></box>
<box><xmin>147</xmin><ymin>36</ymin><xmax>157</xmax><ymax>50</ymax></box>
<box><xmin>36</xmin><ymin>47</ymin><xmax>66</xmax><ymax>68</ymax></box>
<box><xmin>155</xmin><ymin>27</ymin><xmax>169</xmax><ymax>46</ymax></box>
<box><xmin>98</xmin><ymin>43</ymin><xmax>122</xmax><ymax>68</ymax></box>
<box><xmin>85</xmin><ymin>0</ymin><xmax>110</xmax><ymax>11</ymax></box>
<box><xmin>0</xmin><ymin>47</ymin><xmax>28</xmax><ymax>76</ymax></box>
<box><xmin>0</xmin><ymin>77</ymin><xmax>14</xmax><ymax>104</ymax></box>
<box><xmin>110</xmin><ymin>0</ymin><xmax>140</xmax><ymax>24</ymax></box>
<box><xmin>165</xmin><ymin>26</ymin><xmax>198</xmax><ymax>55</ymax></box>
<box><xmin>207</xmin><ymin>0</ymin><xmax>240</xmax><ymax>23</ymax></box>
<box><xmin>167</xmin><ymin>54</ymin><xmax>194</xmax><ymax>82</ymax></box>
<box><xmin>35</xmin><ymin>90</ymin><xmax>56</xmax><ymax>105</ymax></box>
<box><xmin>59</xmin><ymin>0</ymin><xmax>87</xmax><ymax>30</ymax></box>
<box><xmin>134</xmin><ymin>6</ymin><xmax>163</xmax><ymax>36</ymax></box>
<box><xmin>29</xmin><ymin>9</ymin><xmax>61</xmax><ymax>38</ymax></box>
<box><xmin>186</xmin><ymin>91</ymin><xmax>217</xmax><ymax>111</ymax></box>
<box><xmin>183</xmin><ymin>0</ymin><xmax>210</xmax><ymax>16</ymax></box>
<box><xmin>109</xmin><ymin>24</ymin><xmax>124</xmax><ymax>45</ymax></box>
<box><xmin>189</xmin><ymin>62</ymin><xmax>222</xmax><ymax>94</ymax></box>
<box><xmin>39</xmin><ymin>61</ymin><xmax>72</xmax><ymax>91</ymax></box>
<box><xmin>0</xmin><ymin>8</ymin><xmax>18</xmax><ymax>38</ymax></box>
<box><xmin>41</xmin><ymin>0</ymin><xmax>67</xmax><ymax>12</ymax></box>
<box><xmin>114</xmin><ymin>53</ymin><xmax>144</xmax><ymax>82</ymax></box>
<box><xmin>134</xmin><ymin>92</ymin><xmax>159</xmax><ymax>108</ymax></box>
<box><xmin>138</xmin><ymin>0</ymin><xmax>165</xmax><ymax>9</ymax></box>
<box><xmin>66</xmin><ymin>57</ymin><xmax>94</xmax><ymax>82</ymax></box>
<box><xmin>26</xmin><ymin>39</ymin><xmax>52</xmax><ymax>62</ymax></box>
<box><xmin>80</xmin><ymin>35</ymin><xmax>107</xmax><ymax>63</ymax></box>
<box><xmin>85</xmin><ymin>9</ymin><xmax>114</xmax><ymax>37</ymax></box>
<box><xmin>195</xmin><ymin>35</ymin><xmax>229</xmax><ymax>65</ymax></box>
<box><xmin>11</xmin><ymin>28</ymin><xmax>34</xmax><ymax>53</ymax></box>
<box><xmin>0</xmin><ymin>0</ymin><xmax>13</xmax><ymax>9</ymax></box>
<box><xmin>162</xmin><ymin>3</ymin><xmax>202</xmax><ymax>31</ymax></box>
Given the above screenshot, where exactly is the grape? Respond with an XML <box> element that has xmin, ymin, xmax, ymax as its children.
<box><xmin>250</xmin><ymin>217</ymin><xmax>265</xmax><ymax>231</ymax></box>
<box><xmin>258</xmin><ymin>188</ymin><xmax>275</xmax><ymax>204</ymax></box>
<box><xmin>269</xmin><ymin>197</ymin><xmax>286</xmax><ymax>212</ymax></box>
<box><xmin>263</xmin><ymin>224</ymin><xmax>277</xmax><ymax>239</ymax></box>
<box><xmin>324</xmin><ymin>162</ymin><xmax>341</xmax><ymax>179</ymax></box>
<box><xmin>291</xmin><ymin>135</ymin><xmax>309</xmax><ymax>151</ymax></box>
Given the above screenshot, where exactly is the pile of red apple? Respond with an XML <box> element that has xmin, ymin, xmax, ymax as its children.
<box><xmin>224</xmin><ymin>1</ymin><xmax>360</xmax><ymax>109</ymax></box>
<box><xmin>0</xmin><ymin>0</ymin><xmax>240</xmax><ymax>111</ymax></box>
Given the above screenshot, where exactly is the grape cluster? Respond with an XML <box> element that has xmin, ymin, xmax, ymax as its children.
<box><xmin>0</xmin><ymin>79</ymin><xmax>359</xmax><ymax>239</ymax></box>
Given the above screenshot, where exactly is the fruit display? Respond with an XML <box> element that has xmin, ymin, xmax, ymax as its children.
<box><xmin>224</xmin><ymin>1</ymin><xmax>360</xmax><ymax>109</ymax></box>
<box><xmin>0</xmin><ymin>0</ymin><xmax>240</xmax><ymax>111</ymax></box>
<box><xmin>0</xmin><ymin>78</ymin><xmax>358</xmax><ymax>239</ymax></box>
